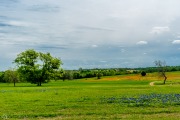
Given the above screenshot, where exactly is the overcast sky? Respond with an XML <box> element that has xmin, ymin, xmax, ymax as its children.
<box><xmin>1</xmin><ymin>0</ymin><xmax>180</xmax><ymax>70</ymax></box>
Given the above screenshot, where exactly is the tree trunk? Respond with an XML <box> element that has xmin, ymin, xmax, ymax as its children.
<box><xmin>163</xmin><ymin>76</ymin><xmax>167</xmax><ymax>84</ymax></box>
<box><xmin>37</xmin><ymin>77</ymin><xmax>42</xmax><ymax>86</ymax></box>
<box><xmin>39</xmin><ymin>79</ymin><xmax>41</xmax><ymax>86</ymax></box>
<box><xmin>14</xmin><ymin>81</ymin><xmax>15</xmax><ymax>87</ymax></box>
<box><xmin>37</xmin><ymin>78</ymin><xmax>40</xmax><ymax>86</ymax></box>
<box><xmin>37</xmin><ymin>82</ymin><xmax>41</xmax><ymax>86</ymax></box>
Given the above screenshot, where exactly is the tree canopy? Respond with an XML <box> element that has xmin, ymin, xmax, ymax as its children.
<box><xmin>141</xmin><ymin>71</ymin><xmax>146</xmax><ymax>76</ymax></box>
<box><xmin>3</xmin><ymin>69</ymin><xmax>19</xmax><ymax>87</ymax></box>
<box><xmin>14</xmin><ymin>49</ymin><xmax>63</xmax><ymax>86</ymax></box>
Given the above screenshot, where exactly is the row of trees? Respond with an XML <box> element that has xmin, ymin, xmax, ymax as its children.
<box><xmin>136</xmin><ymin>66</ymin><xmax>180</xmax><ymax>73</ymax></box>
<box><xmin>0</xmin><ymin>68</ymin><xmax>131</xmax><ymax>84</ymax></box>
<box><xmin>61</xmin><ymin>68</ymin><xmax>133</xmax><ymax>80</ymax></box>
<box><xmin>0</xmin><ymin>49</ymin><xmax>178</xmax><ymax>85</ymax></box>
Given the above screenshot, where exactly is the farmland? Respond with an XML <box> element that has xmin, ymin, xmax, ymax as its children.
<box><xmin>0</xmin><ymin>72</ymin><xmax>180</xmax><ymax>120</ymax></box>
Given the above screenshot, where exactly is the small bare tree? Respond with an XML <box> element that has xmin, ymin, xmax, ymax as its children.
<box><xmin>154</xmin><ymin>60</ymin><xmax>167</xmax><ymax>84</ymax></box>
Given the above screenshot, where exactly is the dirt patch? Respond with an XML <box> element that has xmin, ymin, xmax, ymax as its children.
<box><xmin>149</xmin><ymin>82</ymin><xmax>155</xmax><ymax>86</ymax></box>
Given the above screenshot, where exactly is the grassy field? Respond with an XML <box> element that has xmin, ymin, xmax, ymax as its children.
<box><xmin>0</xmin><ymin>72</ymin><xmax>180</xmax><ymax>120</ymax></box>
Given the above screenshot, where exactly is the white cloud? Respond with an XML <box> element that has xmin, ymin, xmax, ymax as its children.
<box><xmin>7</xmin><ymin>21</ymin><xmax>33</xmax><ymax>27</ymax></box>
<box><xmin>99</xmin><ymin>61</ymin><xmax>107</xmax><ymax>63</ymax></box>
<box><xmin>136</xmin><ymin>41</ymin><xmax>148</xmax><ymax>45</ymax></box>
<box><xmin>121</xmin><ymin>49</ymin><xmax>126</xmax><ymax>53</ymax></box>
<box><xmin>91</xmin><ymin>45</ymin><xmax>98</xmax><ymax>48</ymax></box>
<box><xmin>172</xmin><ymin>40</ymin><xmax>180</xmax><ymax>44</ymax></box>
<box><xmin>150</xmin><ymin>27</ymin><xmax>170</xmax><ymax>34</ymax></box>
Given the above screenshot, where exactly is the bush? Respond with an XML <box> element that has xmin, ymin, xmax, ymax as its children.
<box><xmin>141</xmin><ymin>71</ymin><xmax>146</xmax><ymax>76</ymax></box>
<box><xmin>97</xmin><ymin>72</ymin><xmax>103</xmax><ymax>79</ymax></box>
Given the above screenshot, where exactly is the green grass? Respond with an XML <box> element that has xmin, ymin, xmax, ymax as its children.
<box><xmin>0</xmin><ymin>72</ymin><xmax>180</xmax><ymax>120</ymax></box>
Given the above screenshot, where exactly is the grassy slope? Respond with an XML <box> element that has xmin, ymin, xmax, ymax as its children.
<box><xmin>0</xmin><ymin>72</ymin><xmax>180</xmax><ymax>120</ymax></box>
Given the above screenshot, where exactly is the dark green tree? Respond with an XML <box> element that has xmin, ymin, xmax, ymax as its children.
<box><xmin>0</xmin><ymin>72</ymin><xmax>5</xmax><ymax>83</ymax></box>
<box><xmin>14</xmin><ymin>49</ymin><xmax>63</xmax><ymax>86</ymax></box>
<box><xmin>14</xmin><ymin>49</ymin><xmax>39</xmax><ymax>84</ymax></box>
<box><xmin>97</xmin><ymin>71</ymin><xmax>103</xmax><ymax>79</ymax></box>
<box><xmin>141</xmin><ymin>71</ymin><xmax>146</xmax><ymax>76</ymax></box>
<box><xmin>38</xmin><ymin>52</ymin><xmax>62</xmax><ymax>86</ymax></box>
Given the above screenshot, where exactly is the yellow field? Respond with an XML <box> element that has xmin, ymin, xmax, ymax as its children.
<box><xmin>84</xmin><ymin>72</ymin><xmax>180</xmax><ymax>85</ymax></box>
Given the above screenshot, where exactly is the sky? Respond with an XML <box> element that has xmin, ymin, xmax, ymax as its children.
<box><xmin>1</xmin><ymin>0</ymin><xmax>180</xmax><ymax>70</ymax></box>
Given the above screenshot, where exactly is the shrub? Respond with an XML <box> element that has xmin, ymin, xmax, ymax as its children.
<box><xmin>141</xmin><ymin>71</ymin><xmax>146</xmax><ymax>76</ymax></box>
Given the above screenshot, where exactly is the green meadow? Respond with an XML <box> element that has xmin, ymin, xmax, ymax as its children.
<box><xmin>0</xmin><ymin>72</ymin><xmax>180</xmax><ymax>120</ymax></box>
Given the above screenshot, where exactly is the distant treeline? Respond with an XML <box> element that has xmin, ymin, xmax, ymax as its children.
<box><xmin>136</xmin><ymin>66</ymin><xmax>180</xmax><ymax>73</ymax></box>
<box><xmin>61</xmin><ymin>68</ymin><xmax>128</xmax><ymax>80</ymax></box>
<box><xmin>0</xmin><ymin>66</ymin><xmax>180</xmax><ymax>83</ymax></box>
<box><xmin>61</xmin><ymin>66</ymin><xmax>180</xmax><ymax>80</ymax></box>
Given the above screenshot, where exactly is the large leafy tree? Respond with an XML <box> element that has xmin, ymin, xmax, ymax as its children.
<box><xmin>14</xmin><ymin>49</ymin><xmax>63</xmax><ymax>86</ymax></box>
<box><xmin>14</xmin><ymin>49</ymin><xmax>39</xmax><ymax>84</ymax></box>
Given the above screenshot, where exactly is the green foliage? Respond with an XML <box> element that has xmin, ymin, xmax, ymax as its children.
<box><xmin>57</xmin><ymin>65</ymin><xmax>180</xmax><ymax>81</ymax></box>
<box><xmin>141</xmin><ymin>71</ymin><xmax>146</xmax><ymax>76</ymax></box>
<box><xmin>59</xmin><ymin>68</ymin><xmax>130</xmax><ymax>80</ymax></box>
<box><xmin>0</xmin><ymin>71</ymin><xmax>5</xmax><ymax>83</ymax></box>
<box><xmin>62</xmin><ymin>71</ymin><xmax>74</xmax><ymax>80</ymax></box>
<box><xmin>14</xmin><ymin>49</ymin><xmax>63</xmax><ymax>86</ymax></box>
<box><xmin>97</xmin><ymin>71</ymin><xmax>103</xmax><ymax>79</ymax></box>
<box><xmin>14</xmin><ymin>49</ymin><xmax>39</xmax><ymax>83</ymax></box>
<box><xmin>3</xmin><ymin>69</ymin><xmax>19</xmax><ymax>87</ymax></box>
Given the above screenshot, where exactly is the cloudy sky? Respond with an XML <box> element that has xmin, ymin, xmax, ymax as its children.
<box><xmin>1</xmin><ymin>0</ymin><xmax>180</xmax><ymax>70</ymax></box>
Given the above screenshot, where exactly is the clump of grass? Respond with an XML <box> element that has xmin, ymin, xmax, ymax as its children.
<box><xmin>1</xmin><ymin>114</ymin><xmax>8</xmax><ymax>119</ymax></box>
<box><xmin>77</xmin><ymin>96</ymin><xmax>91</xmax><ymax>102</ymax></box>
<box><xmin>100</xmin><ymin>93</ymin><xmax>180</xmax><ymax>107</ymax></box>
